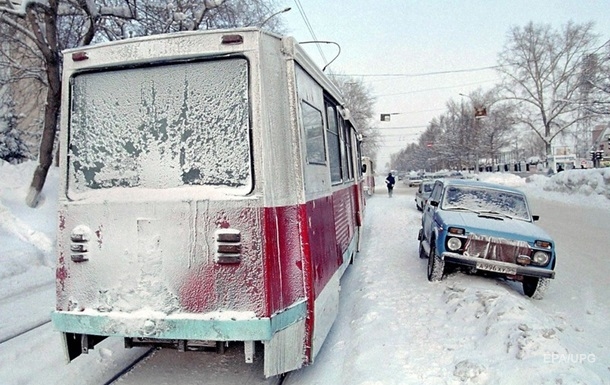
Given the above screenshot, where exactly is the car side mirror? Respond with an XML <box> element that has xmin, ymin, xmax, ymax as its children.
<box><xmin>532</xmin><ymin>215</ymin><xmax>539</xmax><ymax>221</ymax></box>
<box><xmin>430</xmin><ymin>200</ymin><xmax>439</xmax><ymax>207</ymax></box>
<box><xmin>361</xmin><ymin>164</ymin><xmax>367</xmax><ymax>173</ymax></box>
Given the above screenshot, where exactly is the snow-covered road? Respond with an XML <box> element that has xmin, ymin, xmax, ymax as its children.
<box><xmin>1</xmin><ymin>163</ymin><xmax>609</xmax><ymax>384</ymax></box>
<box><xmin>286</xmin><ymin>182</ymin><xmax>610</xmax><ymax>385</ymax></box>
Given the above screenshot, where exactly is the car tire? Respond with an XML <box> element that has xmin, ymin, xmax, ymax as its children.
<box><xmin>418</xmin><ymin>239</ymin><xmax>427</xmax><ymax>259</ymax></box>
<box><xmin>522</xmin><ymin>277</ymin><xmax>550</xmax><ymax>299</ymax></box>
<box><xmin>427</xmin><ymin>242</ymin><xmax>444</xmax><ymax>281</ymax></box>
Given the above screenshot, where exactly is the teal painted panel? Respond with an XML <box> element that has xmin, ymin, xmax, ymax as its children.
<box><xmin>52</xmin><ymin>300</ymin><xmax>307</xmax><ymax>341</ymax></box>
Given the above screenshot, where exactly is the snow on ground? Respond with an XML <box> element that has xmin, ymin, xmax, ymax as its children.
<box><xmin>285</xmin><ymin>170</ymin><xmax>610</xmax><ymax>385</ymax></box>
<box><xmin>1</xmin><ymin>160</ymin><xmax>609</xmax><ymax>384</ymax></box>
<box><xmin>0</xmin><ymin>161</ymin><xmax>56</xmax><ymax>288</ymax></box>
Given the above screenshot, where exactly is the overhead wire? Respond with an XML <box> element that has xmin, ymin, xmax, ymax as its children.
<box><xmin>334</xmin><ymin>65</ymin><xmax>500</xmax><ymax>78</ymax></box>
<box><xmin>293</xmin><ymin>0</ymin><xmax>328</xmax><ymax>66</ymax></box>
<box><xmin>374</xmin><ymin>78</ymin><xmax>498</xmax><ymax>97</ymax></box>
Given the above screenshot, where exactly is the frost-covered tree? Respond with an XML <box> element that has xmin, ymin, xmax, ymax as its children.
<box><xmin>0</xmin><ymin>0</ymin><xmax>286</xmax><ymax>207</ymax></box>
<box><xmin>459</xmin><ymin>89</ymin><xmax>516</xmax><ymax>168</ymax></box>
<box><xmin>330</xmin><ymin>75</ymin><xmax>379</xmax><ymax>161</ymax></box>
<box><xmin>497</xmin><ymin>21</ymin><xmax>600</xmax><ymax>162</ymax></box>
<box><xmin>0</xmin><ymin>86</ymin><xmax>29</xmax><ymax>163</ymax></box>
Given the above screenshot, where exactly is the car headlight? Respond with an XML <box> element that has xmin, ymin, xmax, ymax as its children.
<box><xmin>532</xmin><ymin>251</ymin><xmax>550</xmax><ymax>265</ymax></box>
<box><xmin>447</xmin><ymin>237</ymin><xmax>462</xmax><ymax>251</ymax></box>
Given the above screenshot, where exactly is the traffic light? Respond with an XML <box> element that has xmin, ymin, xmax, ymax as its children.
<box><xmin>595</xmin><ymin>151</ymin><xmax>604</xmax><ymax>160</ymax></box>
<box><xmin>590</xmin><ymin>151</ymin><xmax>596</xmax><ymax>161</ymax></box>
<box><xmin>474</xmin><ymin>107</ymin><xmax>487</xmax><ymax>118</ymax></box>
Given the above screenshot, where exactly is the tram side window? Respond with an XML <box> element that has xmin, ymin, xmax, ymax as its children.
<box><xmin>325</xmin><ymin>101</ymin><xmax>342</xmax><ymax>183</ymax></box>
<box><xmin>357</xmin><ymin>141</ymin><xmax>364</xmax><ymax>178</ymax></box>
<box><xmin>342</xmin><ymin>120</ymin><xmax>354</xmax><ymax>180</ymax></box>
<box><xmin>301</xmin><ymin>101</ymin><xmax>326</xmax><ymax>164</ymax></box>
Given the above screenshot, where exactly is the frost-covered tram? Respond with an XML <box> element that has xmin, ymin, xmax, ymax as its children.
<box><xmin>52</xmin><ymin>28</ymin><xmax>365</xmax><ymax>377</ymax></box>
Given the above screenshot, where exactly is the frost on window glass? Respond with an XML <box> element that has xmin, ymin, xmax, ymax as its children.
<box><xmin>301</xmin><ymin>101</ymin><xmax>326</xmax><ymax>164</ymax></box>
<box><xmin>325</xmin><ymin>103</ymin><xmax>341</xmax><ymax>182</ymax></box>
<box><xmin>68</xmin><ymin>58</ymin><xmax>250</xmax><ymax>193</ymax></box>
<box><xmin>442</xmin><ymin>186</ymin><xmax>530</xmax><ymax>220</ymax></box>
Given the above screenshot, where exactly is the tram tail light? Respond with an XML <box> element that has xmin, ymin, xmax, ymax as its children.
<box><xmin>215</xmin><ymin>229</ymin><xmax>242</xmax><ymax>264</ymax></box>
<box><xmin>221</xmin><ymin>34</ymin><xmax>244</xmax><ymax>45</ymax></box>
<box><xmin>71</xmin><ymin>52</ymin><xmax>89</xmax><ymax>61</ymax></box>
<box><xmin>70</xmin><ymin>226</ymin><xmax>92</xmax><ymax>262</ymax></box>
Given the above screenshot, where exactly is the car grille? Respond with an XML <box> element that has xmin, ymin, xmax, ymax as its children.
<box><xmin>462</xmin><ymin>234</ymin><xmax>530</xmax><ymax>263</ymax></box>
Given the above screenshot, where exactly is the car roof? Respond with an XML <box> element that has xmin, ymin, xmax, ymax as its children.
<box><xmin>438</xmin><ymin>178</ymin><xmax>524</xmax><ymax>195</ymax></box>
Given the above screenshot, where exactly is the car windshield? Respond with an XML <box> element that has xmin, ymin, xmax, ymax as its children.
<box><xmin>441</xmin><ymin>185</ymin><xmax>530</xmax><ymax>220</ymax></box>
<box><xmin>423</xmin><ymin>183</ymin><xmax>433</xmax><ymax>193</ymax></box>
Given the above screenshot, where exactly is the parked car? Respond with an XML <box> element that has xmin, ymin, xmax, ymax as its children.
<box><xmin>447</xmin><ymin>171</ymin><xmax>464</xmax><ymax>179</ymax></box>
<box><xmin>418</xmin><ymin>179</ymin><xmax>556</xmax><ymax>299</ymax></box>
<box><xmin>415</xmin><ymin>180</ymin><xmax>435</xmax><ymax>211</ymax></box>
<box><xmin>405</xmin><ymin>175</ymin><xmax>423</xmax><ymax>187</ymax></box>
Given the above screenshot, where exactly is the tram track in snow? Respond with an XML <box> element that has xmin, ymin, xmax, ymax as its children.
<box><xmin>0</xmin><ymin>318</ymin><xmax>52</xmax><ymax>345</ymax></box>
<box><xmin>104</xmin><ymin>347</ymin><xmax>156</xmax><ymax>385</ymax></box>
<box><xmin>107</xmin><ymin>343</ymin><xmax>285</xmax><ymax>384</ymax></box>
<box><xmin>0</xmin><ymin>282</ymin><xmax>55</xmax><ymax>344</ymax></box>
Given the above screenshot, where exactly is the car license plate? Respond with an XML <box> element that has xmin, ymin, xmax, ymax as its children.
<box><xmin>475</xmin><ymin>261</ymin><xmax>517</xmax><ymax>275</ymax></box>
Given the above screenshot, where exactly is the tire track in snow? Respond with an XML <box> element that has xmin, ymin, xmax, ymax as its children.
<box><xmin>0</xmin><ymin>201</ymin><xmax>53</xmax><ymax>255</ymax></box>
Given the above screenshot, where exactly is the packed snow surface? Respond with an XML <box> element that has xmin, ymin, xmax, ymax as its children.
<box><xmin>1</xmin><ymin>161</ymin><xmax>609</xmax><ymax>384</ymax></box>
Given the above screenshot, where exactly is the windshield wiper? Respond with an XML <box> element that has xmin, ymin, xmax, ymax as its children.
<box><xmin>476</xmin><ymin>210</ymin><xmax>514</xmax><ymax>219</ymax></box>
<box><xmin>445</xmin><ymin>206</ymin><xmax>477</xmax><ymax>213</ymax></box>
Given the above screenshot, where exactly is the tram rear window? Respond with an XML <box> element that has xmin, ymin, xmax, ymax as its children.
<box><xmin>67</xmin><ymin>58</ymin><xmax>251</xmax><ymax>193</ymax></box>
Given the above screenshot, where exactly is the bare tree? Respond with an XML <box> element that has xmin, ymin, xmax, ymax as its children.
<box><xmin>497</xmin><ymin>21</ymin><xmax>600</xmax><ymax>165</ymax></box>
<box><xmin>330</xmin><ymin>75</ymin><xmax>379</xmax><ymax>161</ymax></box>
<box><xmin>0</xmin><ymin>0</ymin><xmax>286</xmax><ymax>207</ymax></box>
<box><xmin>460</xmin><ymin>89</ymin><xmax>516</xmax><ymax>169</ymax></box>
<box><xmin>94</xmin><ymin>0</ymin><xmax>286</xmax><ymax>39</ymax></box>
<box><xmin>443</xmin><ymin>99</ymin><xmax>478</xmax><ymax>170</ymax></box>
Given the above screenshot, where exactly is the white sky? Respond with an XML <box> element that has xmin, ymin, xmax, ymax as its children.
<box><xmin>282</xmin><ymin>0</ymin><xmax>610</xmax><ymax>169</ymax></box>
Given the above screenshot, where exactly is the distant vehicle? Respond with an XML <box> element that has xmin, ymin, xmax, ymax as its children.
<box><xmin>406</xmin><ymin>175</ymin><xmax>423</xmax><ymax>187</ymax></box>
<box><xmin>447</xmin><ymin>171</ymin><xmax>464</xmax><ymax>179</ymax></box>
<box><xmin>433</xmin><ymin>170</ymin><xmax>463</xmax><ymax>179</ymax></box>
<box><xmin>415</xmin><ymin>180</ymin><xmax>435</xmax><ymax>211</ymax></box>
<box><xmin>418</xmin><ymin>179</ymin><xmax>556</xmax><ymax>299</ymax></box>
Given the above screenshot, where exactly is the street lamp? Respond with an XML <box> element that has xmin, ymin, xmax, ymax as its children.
<box><xmin>259</xmin><ymin>7</ymin><xmax>291</xmax><ymax>28</ymax></box>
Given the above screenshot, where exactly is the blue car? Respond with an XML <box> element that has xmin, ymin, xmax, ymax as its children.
<box><xmin>418</xmin><ymin>179</ymin><xmax>556</xmax><ymax>299</ymax></box>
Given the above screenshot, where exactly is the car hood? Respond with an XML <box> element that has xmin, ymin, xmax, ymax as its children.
<box><xmin>439</xmin><ymin>210</ymin><xmax>552</xmax><ymax>242</ymax></box>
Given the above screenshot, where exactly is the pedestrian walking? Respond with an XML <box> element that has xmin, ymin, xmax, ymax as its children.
<box><xmin>385</xmin><ymin>172</ymin><xmax>395</xmax><ymax>197</ymax></box>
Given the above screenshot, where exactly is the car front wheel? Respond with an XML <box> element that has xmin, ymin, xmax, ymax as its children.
<box><xmin>522</xmin><ymin>277</ymin><xmax>550</xmax><ymax>299</ymax></box>
<box><xmin>427</xmin><ymin>242</ymin><xmax>444</xmax><ymax>281</ymax></box>
<box><xmin>418</xmin><ymin>239</ymin><xmax>428</xmax><ymax>259</ymax></box>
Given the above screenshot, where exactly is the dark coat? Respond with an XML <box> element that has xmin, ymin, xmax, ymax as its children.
<box><xmin>385</xmin><ymin>174</ymin><xmax>396</xmax><ymax>187</ymax></box>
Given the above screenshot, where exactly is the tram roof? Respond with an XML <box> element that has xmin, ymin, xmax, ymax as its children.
<box><xmin>62</xmin><ymin>27</ymin><xmax>358</xmax><ymax>131</ymax></box>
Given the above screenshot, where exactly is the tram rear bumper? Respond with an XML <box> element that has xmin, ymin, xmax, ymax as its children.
<box><xmin>52</xmin><ymin>300</ymin><xmax>307</xmax><ymax>342</ymax></box>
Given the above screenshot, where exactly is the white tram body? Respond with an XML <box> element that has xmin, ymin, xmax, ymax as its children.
<box><xmin>52</xmin><ymin>28</ymin><xmax>365</xmax><ymax>377</ymax></box>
